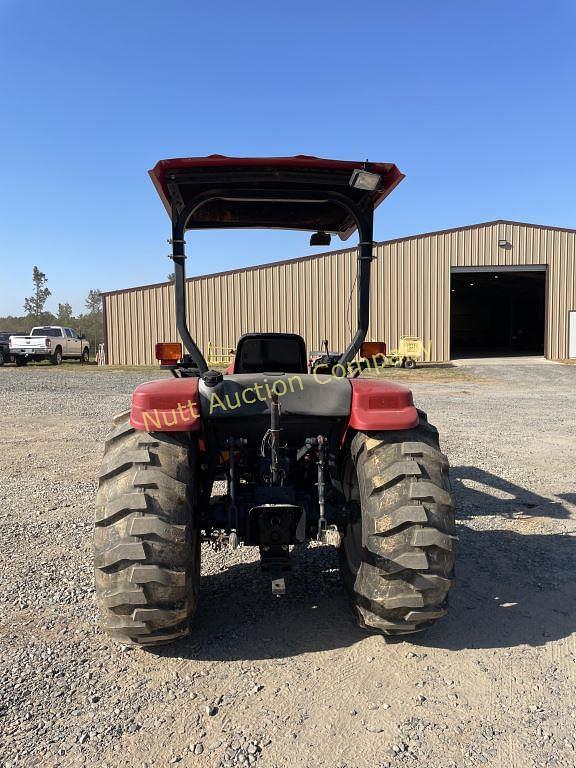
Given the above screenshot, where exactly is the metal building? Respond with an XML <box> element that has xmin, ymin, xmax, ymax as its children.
<box><xmin>103</xmin><ymin>219</ymin><xmax>576</xmax><ymax>365</ymax></box>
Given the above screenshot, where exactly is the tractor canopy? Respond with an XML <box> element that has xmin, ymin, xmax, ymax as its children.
<box><xmin>149</xmin><ymin>155</ymin><xmax>404</xmax><ymax>240</ymax></box>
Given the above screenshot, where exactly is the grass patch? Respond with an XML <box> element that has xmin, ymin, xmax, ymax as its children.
<box><xmin>1</xmin><ymin>361</ymin><xmax>164</xmax><ymax>374</ymax></box>
<box><xmin>361</xmin><ymin>365</ymin><xmax>476</xmax><ymax>382</ymax></box>
<box><xmin>76</xmin><ymin>364</ymin><xmax>165</xmax><ymax>374</ymax></box>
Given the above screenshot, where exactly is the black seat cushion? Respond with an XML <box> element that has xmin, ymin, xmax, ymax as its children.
<box><xmin>233</xmin><ymin>333</ymin><xmax>307</xmax><ymax>374</ymax></box>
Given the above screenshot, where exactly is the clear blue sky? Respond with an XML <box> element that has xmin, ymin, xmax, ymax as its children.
<box><xmin>1</xmin><ymin>0</ymin><xmax>574</xmax><ymax>316</ymax></box>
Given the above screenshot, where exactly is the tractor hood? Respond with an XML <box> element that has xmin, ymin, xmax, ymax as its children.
<box><xmin>149</xmin><ymin>155</ymin><xmax>404</xmax><ymax>240</ymax></box>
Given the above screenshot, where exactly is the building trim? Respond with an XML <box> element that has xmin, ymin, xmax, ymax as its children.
<box><xmin>102</xmin><ymin>294</ymin><xmax>109</xmax><ymax>363</ymax></box>
<box><xmin>451</xmin><ymin>264</ymin><xmax>548</xmax><ymax>273</ymax></box>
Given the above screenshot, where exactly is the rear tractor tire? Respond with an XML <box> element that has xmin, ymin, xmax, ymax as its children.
<box><xmin>94</xmin><ymin>411</ymin><xmax>200</xmax><ymax>647</ymax></box>
<box><xmin>340</xmin><ymin>413</ymin><xmax>457</xmax><ymax>636</ymax></box>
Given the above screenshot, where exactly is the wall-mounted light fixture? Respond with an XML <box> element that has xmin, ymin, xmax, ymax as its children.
<box><xmin>498</xmin><ymin>238</ymin><xmax>510</xmax><ymax>248</ymax></box>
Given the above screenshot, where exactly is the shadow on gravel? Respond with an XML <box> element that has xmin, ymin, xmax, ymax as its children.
<box><xmin>422</xmin><ymin>524</ymin><xmax>576</xmax><ymax>650</ymax></box>
<box><xmin>557</xmin><ymin>492</ymin><xmax>576</xmax><ymax>506</ymax></box>
<box><xmin>149</xmin><ymin>544</ymin><xmax>368</xmax><ymax>662</ymax></box>
<box><xmin>451</xmin><ymin>465</ymin><xmax>572</xmax><ymax>519</ymax></box>
<box><xmin>420</xmin><ymin>467</ymin><xmax>576</xmax><ymax>650</ymax></box>
<box><xmin>151</xmin><ymin>468</ymin><xmax>576</xmax><ymax>660</ymax></box>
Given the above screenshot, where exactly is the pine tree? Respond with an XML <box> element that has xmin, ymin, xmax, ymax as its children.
<box><xmin>23</xmin><ymin>267</ymin><xmax>51</xmax><ymax>321</ymax></box>
<box><xmin>81</xmin><ymin>289</ymin><xmax>104</xmax><ymax>356</ymax></box>
<box><xmin>57</xmin><ymin>302</ymin><xmax>73</xmax><ymax>324</ymax></box>
<box><xmin>85</xmin><ymin>289</ymin><xmax>102</xmax><ymax>314</ymax></box>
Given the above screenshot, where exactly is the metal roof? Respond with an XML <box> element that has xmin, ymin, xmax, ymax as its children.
<box><xmin>102</xmin><ymin>219</ymin><xmax>576</xmax><ymax>298</ymax></box>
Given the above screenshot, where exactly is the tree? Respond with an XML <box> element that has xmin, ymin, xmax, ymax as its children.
<box><xmin>23</xmin><ymin>266</ymin><xmax>51</xmax><ymax>320</ymax></box>
<box><xmin>85</xmin><ymin>288</ymin><xmax>102</xmax><ymax>314</ymax></box>
<box><xmin>167</xmin><ymin>272</ymin><xmax>175</xmax><ymax>283</ymax></box>
<box><xmin>79</xmin><ymin>288</ymin><xmax>104</xmax><ymax>357</ymax></box>
<box><xmin>57</xmin><ymin>302</ymin><xmax>73</xmax><ymax>324</ymax></box>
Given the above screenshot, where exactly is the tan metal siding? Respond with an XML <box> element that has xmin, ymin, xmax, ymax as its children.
<box><xmin>103</xmin><ymin>221</ymin><xmax>576</xmax><ymax>365</ymax></box>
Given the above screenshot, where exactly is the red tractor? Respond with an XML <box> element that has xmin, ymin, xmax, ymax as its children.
<box><xmin>94</xmin><ymin>156</ymin><xmax>457</xmax><ymax>647</ymax></box>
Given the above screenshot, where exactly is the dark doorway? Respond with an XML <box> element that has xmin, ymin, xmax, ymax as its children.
<box><xmin>450</xmin><ymin>269</ymin><xmax>546</xmax><ymax>357</ymax></box>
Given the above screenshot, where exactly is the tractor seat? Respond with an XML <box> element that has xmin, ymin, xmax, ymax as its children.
<box><xmin>233</xmin><ymin>333</ymin><xmax>308</xmax><ymax>374</ymax></box>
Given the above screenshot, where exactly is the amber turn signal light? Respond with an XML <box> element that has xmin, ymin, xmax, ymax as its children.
<box><xmin>155</xmin><ymin>342</ymin><xmax>182</xmax><ymax>364</ymax></box>
<box><xmin>361</xmin><ymin>341</ymin><xmax>387</xmax><ymax>358</ymax></box>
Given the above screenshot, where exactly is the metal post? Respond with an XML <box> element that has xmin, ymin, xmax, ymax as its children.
<box><xmin>171</xmin><ymin>208</ymin><xmax>208</xmax><ymax>373</ymax></box>
<box><xmin>339</xmin><ymin>212</ymin><xmax>374</xmax><ymax>365</ymax></box>
<box><xmin>316</xmin><ymin>435</ymin><xmax>327</xmax><ymax>539</ymax></box>
<box><xmin>270</xmin><ymin>392</ymin><xmax>280</xmax><ymax>485</ymax></box>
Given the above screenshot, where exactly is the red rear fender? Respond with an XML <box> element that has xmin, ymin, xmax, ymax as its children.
<box><xmin>129</xmin><ymin>375</ymin><xmax>418</xmax><ymax>436</ymax></box>
<box><xmin>130</xmin><ymin>378</ymin><xmax>202</xmax><ymax>432</ymax></box>
<box><xmin>347</xmin><ymin>378</ymin><xmax>418</xmax><ymax>432</ymax></box>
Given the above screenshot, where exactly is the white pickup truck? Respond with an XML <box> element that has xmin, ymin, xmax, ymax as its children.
<box><xmin>9</xmin><ymin>326</ymin><xmax>90</xmax><ymax>366</ymax></box>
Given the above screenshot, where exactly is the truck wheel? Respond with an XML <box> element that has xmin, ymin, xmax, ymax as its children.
<box><xmin>15</xmin><ymin>357</ymin><xmax>27</xmax><ymax>367</ymax></box>
<box><xmin>82</xmin><ymin>347</ymin><xmax>90</xmax><ymax>363</ymax></box>
<box><xmin>340</xmin><ymin>413</ymin><xmax>457</xmax><ymax>636</ymax></box>
<box><xmin>50</xmin><ymin>347</ymin><xmax>63</xmax><ymax>365</ymax></box>
<box><xmin>94</xmin><ymin>411</ymin><xmax>200</xmax><ymax>646</ymax></box>
<box><xmin>0</xmin><ymin>351</ymin><xmax>4</xmax><ymax>366</ymax></box>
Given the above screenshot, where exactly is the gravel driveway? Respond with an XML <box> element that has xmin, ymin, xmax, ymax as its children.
<box><xmin>1</xmin><ymin>363</ymin><xmax>575</xmax><ymax>768</ymax></box>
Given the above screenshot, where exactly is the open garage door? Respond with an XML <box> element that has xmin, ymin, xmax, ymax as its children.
<box><xmin>450</xmin><ymin>267</ymin><xmax>546</xmax><ymax>358</ymax></box>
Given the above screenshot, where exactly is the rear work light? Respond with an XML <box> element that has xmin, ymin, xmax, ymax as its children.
<box><xmin>349</xmin><ymin>168</ymin><xmax>381</xmax><ymax>191</ymax></box>
<box><xmin>361</xmin><ymin>341</ymin><xmax>387</xmax><ymax>358</ymax></box>
<box><xmin>155</xmin><ymin>342</ymin><xmax>182</xmax><ymax>365</ymax></box>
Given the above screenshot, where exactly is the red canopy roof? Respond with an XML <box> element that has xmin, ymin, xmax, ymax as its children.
<box><xmin>149</xmin><ymin>155</ymin><xmax>404</xmax><ymax>239</ymax></box>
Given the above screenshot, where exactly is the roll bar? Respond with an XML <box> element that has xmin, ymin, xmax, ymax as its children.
<box><xmin>170</xmin><ymin>189</ymin><xmax>375</xmax><ymax>374</ymax></box>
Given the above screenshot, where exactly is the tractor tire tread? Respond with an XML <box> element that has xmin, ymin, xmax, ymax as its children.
<box><xmin>342</xmin><ymin>415</ymin><xmax>457</xmax><ymax>636</ymax></box>
<box><xmin>94</xmin><ymin>412</ymin><xmax>199</xmax><ymax>647</ymax></box>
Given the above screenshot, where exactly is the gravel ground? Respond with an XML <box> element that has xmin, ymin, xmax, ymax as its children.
<box><xmin>1</xmin><ymin>362</ymin><xmax>575</xmax><ymax>768</ymax></box>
